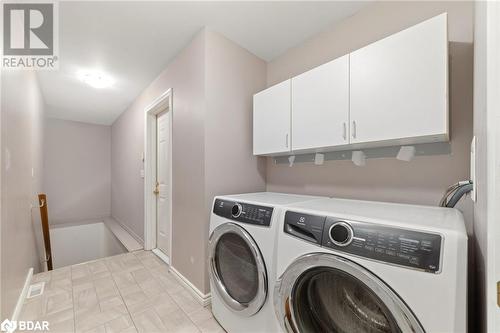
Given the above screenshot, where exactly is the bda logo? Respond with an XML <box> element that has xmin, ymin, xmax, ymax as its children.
<box><xmin>0</xmin><ymin>319</ymin><xmax>49</xmax><ymax>332</ymax></box>
<box><xmin>2</xmin><ymin>2</ymin><xmax>59</xmax><ymax>69</ymax></box>
<box><xmin>0</xmin><ymin>319</ymin><xmax>17</xmax><ymax>332</ymax></box>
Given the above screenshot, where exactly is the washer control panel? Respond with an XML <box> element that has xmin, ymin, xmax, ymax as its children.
<box><xmin>213</xmin><ymin>199</ymin><xmax>273</xmax><ymax>227</ymax></box>
<box><xmin>322</xmin><ymin>218</ymin><xmax>443</xmax><ymax>273</ymax></box>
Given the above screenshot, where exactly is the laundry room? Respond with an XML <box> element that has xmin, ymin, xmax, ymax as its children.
<box><xmin>1</xmin><ymin>1</ymin><xmax>499</xmax><ymax>333</ymax></box>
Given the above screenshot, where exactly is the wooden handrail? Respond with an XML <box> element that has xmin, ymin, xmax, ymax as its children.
<box><xmin>38</xmin><ymin>194</ymin><xmax>53</xmax><ymax>271</ymax></box>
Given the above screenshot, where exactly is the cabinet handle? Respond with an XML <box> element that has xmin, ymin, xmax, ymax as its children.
<box><xmin>342</xmin><ymin>122</ymin><xmax>347</xmax><ymax>140</ymax></box>
<box><xmin>285</xmin><ymin>134</ymin><xmax>289</xmax><ymax>148</ymax></box>
<box><xmin>352</xmin><ymin>121</ymin><xmax>357</xmax><ymax>139</ymax></box>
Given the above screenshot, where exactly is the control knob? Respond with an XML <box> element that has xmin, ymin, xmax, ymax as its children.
<box><xmin>231</xmin><ymin>203</ymin><xmax>243</xmax><ymax>218</ymax></box>
<box><xmin>329</xmin><ymin>221</ymin><xmax>354</xmax><ymax>247</ymax></box>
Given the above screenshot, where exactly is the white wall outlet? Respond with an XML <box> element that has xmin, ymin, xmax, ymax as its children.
<box><xmin>140</xmin><ymin>169</ymin><xmax>145</xmax><ymax>178</ymax></box>
<box><xmin>470</xmin><ymin>136</ymin><xmax>477</xmax><ymax>202</ymax></box>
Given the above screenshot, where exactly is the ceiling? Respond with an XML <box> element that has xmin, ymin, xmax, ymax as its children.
<box><xmin>40</xmin><ymin>1</ymin><xmax>370</xmax><ymax>125</ymax></box>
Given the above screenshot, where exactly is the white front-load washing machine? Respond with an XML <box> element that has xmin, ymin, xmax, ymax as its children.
<box><xmin>208</xmin><ymin>192</ymin><xmax>323</xmax><ymax>333</ymax></box>
<box><xmin>274</xmin><ymin>198</ymin><xmax>467</xmax><ymax>333</ymax></box>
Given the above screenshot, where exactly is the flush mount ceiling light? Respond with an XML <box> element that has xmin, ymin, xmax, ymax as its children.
<box><xmin>78</xmin><ymin>70</ymin><xmax>114</xmax><ymax>89</ymax></box>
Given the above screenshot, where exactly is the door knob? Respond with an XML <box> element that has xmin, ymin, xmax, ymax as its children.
<box><xmin>153</xmin><ymin>181</ymin><xmax>160</xmax><ymax>195</ymax></box>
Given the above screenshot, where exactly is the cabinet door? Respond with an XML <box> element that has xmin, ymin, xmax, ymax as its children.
<box><xmin>350</xmin><ymin>13</ymin><xmax>448</xmax><ymax>145</ymax></box>
<box><xmin>292</xmin><ymin>55</ymin><xmax>349</xmax><ymax>151</ymax></box>
<box><xmin>253</xmin><ymin>80</ymin><xmax>291</xmax><ymax>155</ymax></box>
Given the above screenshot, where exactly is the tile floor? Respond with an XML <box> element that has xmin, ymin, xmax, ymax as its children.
<box><xmin>20</xmin><ymin>251</ymin><xmax>225</xmax><ymax>333</ymax></box>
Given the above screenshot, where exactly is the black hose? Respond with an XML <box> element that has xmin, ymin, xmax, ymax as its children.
<box><xmin>446</xmin><ymin>184</ymin><xmax>473</xmax><ymax>208</ymax></box>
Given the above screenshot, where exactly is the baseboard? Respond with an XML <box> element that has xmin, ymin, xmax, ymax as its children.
<box><xmin>152</xmin><ymin>248</ymin><xmax>170</xmax><ymax>265</ymax></box>
<box><xmin>105</xmin><ymin>217</ymin><xmax>143</xmax><ymax>252</ymax></box>
<box><xmin>169</xmin><ymin>266</ymin><xmax>211</xmax><ymax>307</ymax></box>
<box><xmin>109</xmin><ymin>216</ymin><xmax>144</xmax><ymax>245</ymax></box>
<box><xmin>9</xmin><ymin>268</ymin><xmax>33</xmax><ymax>330</ymax></box>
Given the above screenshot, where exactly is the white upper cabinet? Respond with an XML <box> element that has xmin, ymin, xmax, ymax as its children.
<box><xmin>349</xmin><ymin>13</ymin><xmax>448</xmax><ymax>145</ymax></box>
<box><xmin>253</xmin><ymin>13</ymin><xmax>448</xmax><ymax>156</ymax></box>
<box><xmin>292</xmin><ymin>55</ymin><xmax>350</xmax><ymax>151</ymax></box>
<box><xmin>253</xmin><ymin>80</ymin><xmax>291</xmax><ymax>155</ymax></box>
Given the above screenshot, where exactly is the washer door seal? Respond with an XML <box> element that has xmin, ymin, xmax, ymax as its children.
<box><xmin>209</xmin><ymin>222</ymin><xmax>268</xmax><ymax>317</ymax></box>
<box><xmin>274</xmin><ymin>253</ymin><xmax>425</xmax><ymax>333</ymax></box>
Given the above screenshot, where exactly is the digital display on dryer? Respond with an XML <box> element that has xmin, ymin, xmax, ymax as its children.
<box><xmin>322</xmin><ymin>218</ymin><xmax>443</xmax><ymax>273</ymax></box>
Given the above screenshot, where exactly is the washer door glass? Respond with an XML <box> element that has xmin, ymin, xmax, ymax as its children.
<box><xmin>209</xmin><ymin>223</ymin><xmax>267</xmax><ymax>316</ymax></box>
<box><xmin>293</xmin><ymin>268</ymin><xmax>400</xmax><ymax>333</ymax></box>
<box><xmin>215</xmin><ymin>232</ymin><xmax>258</xmax><ymax>303</ymax></box>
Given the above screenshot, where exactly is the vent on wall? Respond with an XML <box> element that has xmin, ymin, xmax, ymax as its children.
<box><xmin>26</xmin><ymin>282</ymin><xmax>45</xmax><ymax>299</ymax></box>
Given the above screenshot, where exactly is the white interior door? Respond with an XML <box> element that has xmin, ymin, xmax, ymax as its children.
<box><xmin>156</xmin><ymin>110</ymin><xmax>170</xmax><ymax>256</ymax></box>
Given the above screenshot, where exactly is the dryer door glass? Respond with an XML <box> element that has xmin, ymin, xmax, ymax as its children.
<box><xmin>274</xmin><ymin>254</ymin><xmax>424</xmax><ymax>333</ymax></box>
<box><xmin>209</xmin><ymin>223</ymin><xmax>267</xmax><ymax>317</ymax></box>
<box><xmin>293</xmin><ymin>268</ymin><xmax>399</xmax><ymax>332</ymax></box>
<box><xmin>215</xmin><ymin>232</ymin><xmax>258</xmax><ymax>303</ymax></box>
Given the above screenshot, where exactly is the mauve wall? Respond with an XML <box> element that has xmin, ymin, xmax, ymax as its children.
<box><xmin>264</xmin><ymin>2</ymin><xmax>476</xmax><ymax>327</ymax></box>
<box><xmin>1</xmin><ymin>71</ymin><xmax>45</xmax><ymax>318</ymax></box>
<box><xmin>265</xmin><ymin>1</ymin><xmax>474</xmax><ymax>208</ymax></box>
<box><xmin>111</xmin><ymin>29</ymin><xmax>267</xmax><ymax>293</ymax></box>
<box><xmin>203</xmin><ymin>30</ymin><xmax>267</xmax><ymax>291</ymax></box>
<box><xmin>111</xmin><ymin>31</ymin><xmax>207</xmax><ymax>288</ymax></box>
<box><xmin>44</xmin><ymin>118</ymin><xmax>111</xmax><ymax>225</ymax></box>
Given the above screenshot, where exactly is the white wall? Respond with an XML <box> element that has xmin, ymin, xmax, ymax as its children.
<box><xmin>1</xmin><ymin>70</ymin><xmax>45</xmax><ymax>319</ymax></box>
<box><xmin>491</xmin><ymin>6</ymin><xmax>500</xmax><ymax>332</ymax></box>
<box><xmin>474</xmin><ymin>2</ymin><xmax>500</xmax><ymax>332</ymax></box>
<box><xmin>473</xmin><ymin>2</ymin><xmax>488</xmax><ymax>331</ymax></box>
<box><xmin>44</xmin><ymin>118</ymin><xmax>111</xmax><ymax>225</ymax></box>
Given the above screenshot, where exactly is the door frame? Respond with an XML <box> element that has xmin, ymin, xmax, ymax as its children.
<box><xmin>486</xmin><ymin>1</ymin><xmax>500</xmax><ymax>330</ymax></box>
<box><xmin>475</xmin><ymin>1</ymin><xmax>500</xmax><ymax>330</ymax></box>
<box><xmin>144</xmin><ymin>88</ymin><xmax>173</xmax><ymax>262</ymax></box>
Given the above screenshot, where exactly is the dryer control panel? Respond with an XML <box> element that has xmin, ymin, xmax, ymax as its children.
<box><xmin>213</xmin><ymin>199</ymin><xmax>273</xmax><ymax>227</ymax></box>
<box><xmin>283</xmin><ymin>210</ymin><xmax>443</xmax><ymax>273</ymax></box>
<box><xmin>322</xmin><ymin>218</ymin><xmax>442</xmax><ymax>273</ymax></box>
